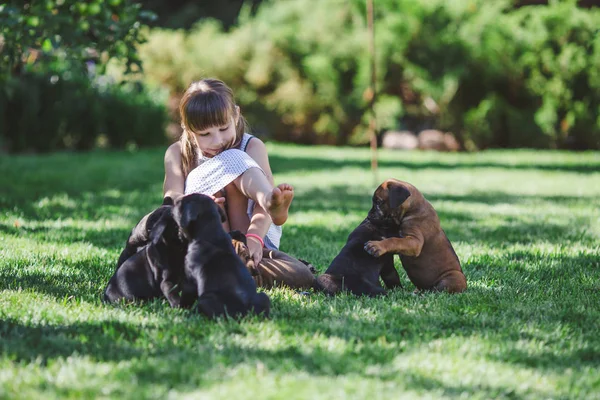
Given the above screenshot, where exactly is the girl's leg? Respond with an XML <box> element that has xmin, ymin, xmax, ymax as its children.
<box><xmin>224</xmin><ymin>181</ymin><xmax>251</xmax><ymax>233</ymax></box>
<box><xmin>233</xmin><ymin>168</ymin><xmax>293</xmax><ymax>226</ymax></box>
<box><xmin>254</xmin><ymin>249</ymin><xmax>317</xmax><ymax>289</ymax></box>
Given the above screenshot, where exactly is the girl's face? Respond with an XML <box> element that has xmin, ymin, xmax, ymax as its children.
<box><xmin>193</xmin><ymin>117</ymin><xmax>237</xmax><ymax>157</ymax></box>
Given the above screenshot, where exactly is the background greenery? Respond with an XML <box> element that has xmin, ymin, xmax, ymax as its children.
<box><xmin>1</xmin><ymin>145</ymin><xmax>599</xmax><ymax>398</ymax></box>
<box><xmin>139</xmin><ymin>0</ymin><xmax>600</xmax><ymax>149</ymax></box>
<box><xmin>2</xmin><ymin>0</ymin><xmax>600</xmax><ymax>152</ymax></box>
<box><xmin>0</xmin><ymin>0</ymin><xmax>166</xmax><ymax>153</ymax></box>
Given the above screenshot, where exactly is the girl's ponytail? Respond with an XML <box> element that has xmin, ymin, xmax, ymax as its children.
<box><xmin>179</xmin><ymin>127</ymin><xmax>198</xmax><ymax>178</ymax></box>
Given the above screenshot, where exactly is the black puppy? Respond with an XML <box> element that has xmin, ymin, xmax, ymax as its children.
<box><xmin>316</xmin><ymin>219</ymin><xmax>403</xmax><ymax>297</ymax></box>
<box><xmin>103</xmin><ymin>206</ymin><xmax>189</xmax><ymax>307</ymax></box>
<box><xmin>172</xmin><ymin>193</ymin><xmax>271</xmax><ymax>319</ymax></box>
<box><xmin>115</xmin><ymin>196</ymin><xmax>175</xmax><ymax>269</ymax></box>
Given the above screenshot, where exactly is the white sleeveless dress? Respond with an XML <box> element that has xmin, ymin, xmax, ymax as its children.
<box><xmin>184</xmin><ymin>133</ymin><xmax>282</xmax><ymax>250</ymax></box>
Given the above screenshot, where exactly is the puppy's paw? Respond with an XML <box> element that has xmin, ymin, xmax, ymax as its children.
<box><xmin>364</xmin><ymin>240</ymin><xmax>386</xmax><ymax>257</ymax></box>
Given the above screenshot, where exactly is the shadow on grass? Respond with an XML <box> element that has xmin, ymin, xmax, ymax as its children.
<box><xmin>488</xmin><ymin>345</ymin><xmax>600</xmax><ymax>372</ymax></box>
<box><xmin>0</xmin><ymin>222</ymin><xmax>130</xmax><ymax>252</ymax></box>
<box><xmin>0</xmin><ymin>148</ymin><xmax>165</xmax><ymax>208</ymax></box>
<box><xmin>1</xmin><ymin>204</ymin><xmax>596</xmax><ymax>305</ymax></box>
<box><xmin>1</xmin><ymin>301</ymin><xmax>588</xmax><ymax>399</ymax></box>
<box><xmin>0</xmin><ymin>318</ymin><xmax>142</xmax><ymax>363</ymax></box>
<box><xmin>3</xmin><ymin>184</ymin><xmax>595</xmax><ymax>258</ymax></box>
<box><xmin>0</xmin><ymin>273</ymin><xmax>597</xmax><ymax>400</ymax></box>
<box><xmin>291</xmin><ymin>186</ymin><xmax>596</xmax><ymax>249</ymax></box>
<box><xmin>399</xmin><ymin>371</ymin><xmax>552</xmax><ymax>399</ymax></box>
<box><xmin>3</xmin><ymin>250</ymin><xmax>597</xmax><ymax>361</ymax></box>
<box><xmin>0</xmin><ymin>268</ymin><xmax>111</xmax><ymax>303</ymax></box>
<box><xmin>2</xmin><ymin>189</ymin><xmax>161</xmax><ymax>223</ymax></box>
<box><xmin>270</xmin><ymin>154</ymin><xmax>600</xmax><ymax>175</ymax></box>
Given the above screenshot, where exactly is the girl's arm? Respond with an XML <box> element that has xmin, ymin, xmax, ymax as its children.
<box><xmin>163</xmin><ymin>142</ymin><xmax>185</xmax><ymax>201</ymax></box>
<box><xmin>164</xmin><ymin>142</ymin><xmax>226</xmax><ymax>206</ymax></box>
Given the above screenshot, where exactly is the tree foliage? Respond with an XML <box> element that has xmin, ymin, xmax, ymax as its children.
<box><xmin>0</xmin><ymin>1</ymin><xmax>167</xmax><ymax>153</ymax></box>
<box><xmin>140</xmin><ymin>0</ymin><xmax>600</xmax><ymax>149</ymax></box>
<box><xmin>0</xmin><ymin>0</ymin><xmax>155</xmax><ymax>77</ymax></box>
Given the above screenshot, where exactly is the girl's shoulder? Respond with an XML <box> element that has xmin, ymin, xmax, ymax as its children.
<box><xmin>165</xmin><ymin>141</ymin><xmax>182</xmax><ymax>161</ymax></box>
<box><xmin>244</xmin><ymin>135</ymin><xmax>267</xmax><ymax>155</ymax></box>
<box><xmin>166</xmin><ymin>140</ymin><xmax>181</xmax><ymax>153</ymax></box>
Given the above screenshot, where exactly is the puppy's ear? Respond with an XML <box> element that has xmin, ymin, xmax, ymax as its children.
<box><xmin>388</xmin><ymin>183</ymin><xmax>411</xmax><ymax>209</ymax></box>
<box><xmin>178</xmin><ymin>199</ymin><xmax>201</xmax><ymax>231</ymax></box>
<box><xmin>149</xmin><ymin>214</ymin><xmax>169</xmax><ymax>245</ymax></box>
<box><xmin>162</xmin><ymin>196</ymin><xmax>174</xmax><ymax>206</ymax></box>
<box><xmin>218</xmin><ymin>206</ymin><xmax>227</xmax><ymax>223</ymax></box>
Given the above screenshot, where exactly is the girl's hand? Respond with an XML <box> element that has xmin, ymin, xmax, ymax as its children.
<box><xmin>208</xmin><ymin>193</ymin><xmax>226</xmax><ymax>204</ymax></box>
<box><xmin>246</xmin><ymin>237</ymin><xmax>263</xmax><ymax>266</ymax></box>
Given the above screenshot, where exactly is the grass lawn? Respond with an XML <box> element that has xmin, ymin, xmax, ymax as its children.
<box><xmin>1</xmin><ymin>144</ymin><xmax>599</xmax><ymax>399</ymax></box>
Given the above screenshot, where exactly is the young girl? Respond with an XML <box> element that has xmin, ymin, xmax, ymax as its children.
<box><xmin>163</xmin><ymin>78</ymin><xmax>316</xmax><ymax>289</ymax></box>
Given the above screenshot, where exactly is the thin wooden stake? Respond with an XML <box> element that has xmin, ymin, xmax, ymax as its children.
<box><xmin>367</xmin><ymin>0</ymin><xmax>378</xmax><ymax>185</ymax></box>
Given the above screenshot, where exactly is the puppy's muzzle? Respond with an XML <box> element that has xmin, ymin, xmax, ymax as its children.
<box><xmin>368</xmin><ymin>205</ymin><xmax>396</xmax><ymax>227</ymax></box>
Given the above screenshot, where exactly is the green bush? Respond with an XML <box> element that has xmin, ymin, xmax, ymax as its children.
<box><xmin>0</xmin><ymin>1</ymin><xmax>163</xmax><ymax>153</ymax></box>
<box><xmin>0</xmin><ymin>71</ymin><xmax>168</xmax><ymax>153</ymax></box>
<box><xmin>0</xmin><ymin>0</ymin><xmax>153</xmax><ymax>80</ymax></box>
<box><xmin>140</xmin><ymin>2</ymin><xmax>369</xmax><ymax>144</ymax></box>
<box><xmin>0</xmin><ymin>72</ymin><xmax>93</xmax><ymax>152</ymax></box>
<box><xmin>139</xmin><ymin>0</ymin><xmax>600</xmax><ymax>149</ymax></box>
<box><xmin>102</xmin><ymin>82</ymin><xmax>169</xmax><ymax>149</ymax></box>
<box><xmin>444</xmin><ymin>1</ymin><xmax>600</xmax><ymax>149</ymax></box>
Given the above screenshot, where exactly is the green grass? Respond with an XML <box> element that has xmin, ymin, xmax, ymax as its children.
<box><xmin>1</xmin><ymin>144</ymin><xmax>599</xmax><ymax>399</ymax></box>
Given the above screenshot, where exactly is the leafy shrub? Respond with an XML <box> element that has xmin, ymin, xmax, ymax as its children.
<box><xmin>0</xmin><ymin>0</ymin><xmax>166</xmax><ymax>153</ymax></box>
<box><xmin>139</xmin><ymin>0</ymin><xmax>600</xmax><ymax>149</ymax></box>
<box><xmin>0</xmin><ymin>71</ymin><xmax>168</xmax><ymax>153</ymax></box>
<box><xmin>445</xmin><ymin>1</ymin><xmax>600</xmax><ymax>149</ymax></box>
<box><xmin>0</xmin><ymin>0</ymin><xmax>154</xmax><ymax>79</ymax></box>
<box><xmin>140</xmin><ymin>2</ymin><xmax>369</xmax><ymax>144</ymax></box>
<box><xmin>101</xmin><ymin>82</ymin><xmax>169</xmax><ymax>149</ymax></box>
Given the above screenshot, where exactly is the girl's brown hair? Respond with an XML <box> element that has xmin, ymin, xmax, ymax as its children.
<box><xmin>178</xmin><ymin>79</ymin><xmax>248</xmax><ymax>177</ymax></box>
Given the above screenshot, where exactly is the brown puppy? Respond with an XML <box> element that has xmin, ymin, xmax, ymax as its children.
<box><xmin>363</xmin><ymin>179</ymin><xmax>467</xmax><ymax>293</ymax></box>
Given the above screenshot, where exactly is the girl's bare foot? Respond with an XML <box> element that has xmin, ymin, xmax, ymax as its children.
<box><xmin>266</xmin><ymin>183</ymin><xmax>294</xmax><ymax>225</ymax></box>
